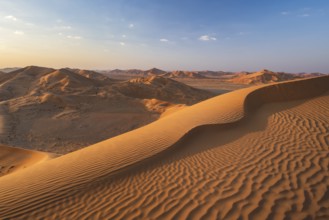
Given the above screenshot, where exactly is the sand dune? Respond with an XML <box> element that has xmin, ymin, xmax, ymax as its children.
<box><xmin>115</xmin><ymin>76</ymin><xmax>213</xmax><ymax>105</ymax></box>
<box><xmin>69</xmin><ymin>68</ymin><xmax>114</xmax><ymax>81</ymax></box>
<box><xmin>0</xmin><ymin>76</ymin><xmax>328</xmax><ymax>219</ymax></box>
<box><xmin>104</xmin><ymin>68</ymin><xmax>233</xmax><ymax>80</ymax></box>
<box><xmin>163</xmin><ymin>70</ymin><xmax>207</xmax><ymax>79</ymax></box>
<box><xmin>0</xmin><ymin>145</ymin><xmax>51</xmax><ymax>177</ymax></box>
<box><xmin>229</xmin><ymin>69</ymin><xmax>300</xmax><ymax>84</ymax></box>
<box><xmin>103</xmin><ymin>68</ymin><xmax>326</xmax><ymax>82</ymax></box>
<box><xmin>145</xmin><ymin>68</ymin><xmax>167</xmax><ymax>76</ymax></box>
<box><xmin>0</xmin><ymin>66</ymin><xmax>213</xmax><ymax>153</ymax></box>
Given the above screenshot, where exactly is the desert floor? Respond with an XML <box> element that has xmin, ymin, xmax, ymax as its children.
<box><xmin>0</xmin><ymin>76</ymin><xmax>328</xmax><ymax>219</ymax></box>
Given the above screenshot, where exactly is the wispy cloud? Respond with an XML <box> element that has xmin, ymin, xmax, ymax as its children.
<box><xmin>160</xmin><ymin>38</ymin><xmax>169</xmax><ymax>42</ymax></box>
<box><xmin>129</xmin><ymin>23</ymin><xmax>134</xmax><ymax>28</ymax></box>
<box><xmin>199</xmin><ymin>35</ymin><xmax>216</xmax><ymax>41</ymax></box>
<box><xmin>14</xmin><ymin>30</ymin><xmax>24</xmax><ymax>35</ymax></box>
<box><xmin>120</xmin><ymin>42</ymin><xmax>125</xmax><ymax>46</ymax></box>
<box><xmin>237</xmin><ymin>32</ymin><xmax>250</xmax><ymax>36</ymax></box>
<box><xmin>281</xmin><ymin>8</ymin><xmax>313</xmax><ymax>18</ymax></box>
<box><xmin>54</xmin><ymin>25</ymin><xmax>72</xmax><ymax>30</ymax></box>
<box><xmin>4</xmin><ymin>15</ymin><xmax>17</xmax><ymax>21</ymax></box>
<box><xmin>301</xmin><ymin>13</ymin><xmax>310</xmax><ymax>17</ymax></box>
<box><xmin>67</xmin><ymin>35</ymin><xmax>82</xmax><ymax>40</ymax></box>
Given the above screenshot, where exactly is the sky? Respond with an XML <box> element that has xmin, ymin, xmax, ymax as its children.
<box><xmin>0</xmin><ymin>0</ymin><xmax>328</xmax><ymax>72</ymax></box>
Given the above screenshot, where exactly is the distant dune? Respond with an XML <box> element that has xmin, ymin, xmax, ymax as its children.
<box><xmin>145</xmin><ymin>67</ymin><xmax>167</xmax><ymax>76</ymax></box>
<box><xmin>68</xmin><ymin>68</ymin><xmax>113</xmax><ymax>81</ymax></box>
<box><xmin>0</xmin><ymin>75</ymin><xmax>328</xmax><ymax>219</ymax></box>
<box><xmin>114</xmin><ymin>75</ymin><xmax>212</xmax><ymax>105</ymax></box>
<box><xmin>163</xmin><ymin>70</ymin><xmax>207</xmax><ymax>78</ymax></box>
<box><xmin>103</xmin><ymin>68</ymin><xmax>326</xmax><ymax>85</ymax></box>
<box><xmin>0</xmin><ymin>66</ymin><xmax>214</xmax><ymax>154</ymax></box>
<box><xmin>103</xmin><ymin>68</ymin><xmax>233</xmax><ymax>79</ymax></box>
<box><xmin>228</xmin><ymin>69</ymin><xmax>327</xmax><ymax>85</ymax></box>
<box><xmin>0</xmin><ymin>67</ymin><xmax>21</xmax><ymax>73</ymax></box>
<box><xmin>229</xmin><ymin>69</ymin><xmax>300</xmax><ymax>84</ymax></box>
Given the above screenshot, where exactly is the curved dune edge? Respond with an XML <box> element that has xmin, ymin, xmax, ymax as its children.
<box><xmin>0</xmin><ymin>145</ymin><xmax>52</xmax><ymax>177</ymax></box>
<box><xmin>0</xmin><ymin>76</ymin><xmax>328</xmax><ymax>217</ymax></box>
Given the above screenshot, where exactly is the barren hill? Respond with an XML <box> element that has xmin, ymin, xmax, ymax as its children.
<box><xmin>0</xmin><ymin>66</ymin><xmax>214</xmax><ymax>154</ymax></box>
<box><xmin>298</xmin><ymin>72</ymin><xmax>326</xmax><ymax>78</ymax></box>
<box><xmin>229</xmin><ymin>69</ymin><xmax>302</xmax><ymax>84</ymax></box>
<box><xmin>67</xmin><ymin>68</ymin><xmax>113</xmax><ymax>81</ymax></box>
<box><xmin>0</xmin><ymin>67</ymin><xmax>21</xmax><ymax>73</ymax></box>
<box><xmin>163</xmin><ymin>70</ymin><xmax>206</xmax><ymax>78</ymax></box>
<box><xmin>114</xmin><ymin>75</ymin><xmax>212</xmax><ymax>104</ymax></box>
<box><xmin>144</xmin><ymin>67</ymin><xmax>167</xmax><ymax>76</ymax></box>
<box><xmin>103</xmin><ymin>68</ymin><xmax>234</xmax><ymax>80</ymax></box>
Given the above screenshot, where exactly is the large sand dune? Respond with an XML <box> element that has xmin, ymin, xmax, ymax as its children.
<box><xmin>0</xmin><ymin>76</ymin><xmax>328</xmax><ymax>219</ymax></box>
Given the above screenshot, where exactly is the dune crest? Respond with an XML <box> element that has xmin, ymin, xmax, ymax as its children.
<box><xmin>0</xmin><ymin>76</ymin><xmax>328</xmax><ymax>219</ymax></box>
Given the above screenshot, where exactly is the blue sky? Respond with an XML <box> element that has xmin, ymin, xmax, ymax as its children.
<box><xmin>0</xmin><ymin>0</ymin><xmax>328</xmax><ymax>72</ymax></box>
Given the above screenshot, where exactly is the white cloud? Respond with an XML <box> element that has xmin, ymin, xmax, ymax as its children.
<box><xmin>67</xmin><ymin>35</ymin><xmax>82</xmax><ymax>40</ymax></box>
<box><xmin>301</xmin><ymin>13</ymin><xmax>310</xmax><ymax>17</ymax></box>
<box><xmin>160</xmin><ymin>38</ymin><xmax>169</xmax><ymax>42</ymax></box>
<box><xmin>56</xmin><ymin>25</ymin><xmax>72</xmax><ymax>30</ymax></box>
<box><xmin>4</xmin><ymin>15</ymin><xmax>17</xmax><ymax>21</ymax></box>
<box><xmin>199</xmin><ymin>35</ymin><xmax>216</xmax><ymax>41</ymax></box>
<box><xmin>120</xmin><ymin>42</ymin><xmax>125</xmax><ymax>46</ymax></box>
<box><xmin>281</xmin><ymin>11</ymin><xmax>289</xmax><ymax>15</ymax></box>
<box><xmin>238</xmin><ymin>32</ymin><xmax>250</xmax><ymax>36</ymax></box>
<box><xmin>25</xmin><ymin>22</ymin><xmax>35</xmax><ymax>27</ymax></box>
<box><xmin>14</xmin><ymin>30</ymin><xmax>24</xmax><ymax>35</ymax></box>
<box><xmin>122</xmin><ymin>34</ymin><xmax>127</xmax><ymax>38</ymax></box>
<box><xmin>129</xmin><ymin>23</ymin><xmax>134</xmax><ymax>28</ymax></box>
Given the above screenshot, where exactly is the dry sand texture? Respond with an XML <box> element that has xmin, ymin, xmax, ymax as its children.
<box><xmin>0</xmin><ymin>76</ymin><xmax>328</xmax><ymax>219</ymax></box>
<box><xmin>0</xmin><ymin>145</ymin><xmax>51</xmax><ymax>177</ymax></box>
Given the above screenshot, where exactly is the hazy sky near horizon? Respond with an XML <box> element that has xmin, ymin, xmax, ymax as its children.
<box><xmin>0</xmin><ymin>0</ymin><xmax>328</xmax><ymax>72</ymax></box>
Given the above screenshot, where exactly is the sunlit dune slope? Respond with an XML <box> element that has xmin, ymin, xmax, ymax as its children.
<box><xmin>0</xmin><ymin>145</ymin><xmax>51</xmax><ymax>177</ymax></box>
<box><xmin>0</xmin><ymin>76</ymin><xmax>328</xmax><ymax>219</ymax></box>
